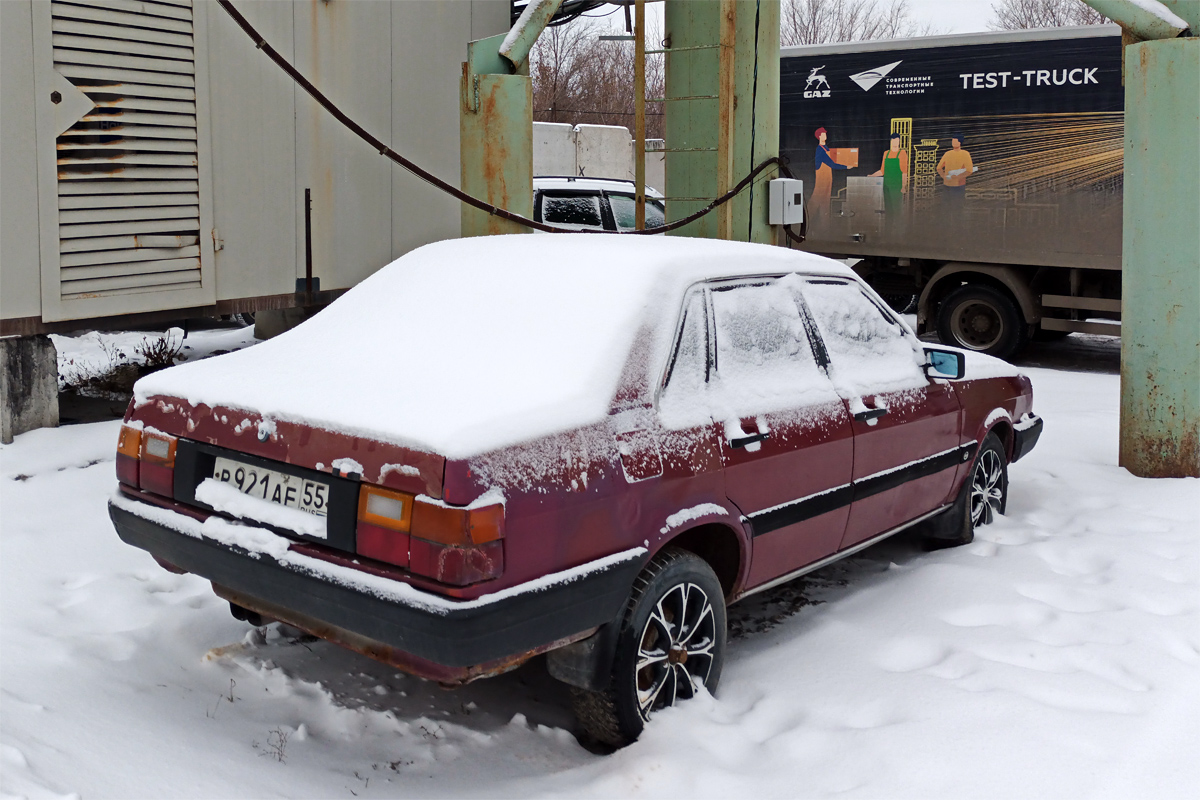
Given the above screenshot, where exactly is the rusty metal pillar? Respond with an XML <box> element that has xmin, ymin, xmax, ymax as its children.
<box><xmin>663</xmin><ymin>0</ymin><xmax>780</xmax><ymax>243</ymax></box>
<box><xmin>1086</xmin><ymin>0</ymin><xmax>1199</xmax><ymax>477</ymax></box>
<box><xmin>459</xmin><ymin>0</ymin><xmax>563</xmax><ymax>238</ymax></box>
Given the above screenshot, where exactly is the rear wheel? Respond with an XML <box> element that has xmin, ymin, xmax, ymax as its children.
<box><xmin>572</xmin><ymin>547</ymin><xmax>726</xmax><ymax>748</ymax></box>
<box><xmin>936</xmin><ymin>284</ymin><xmax>1026</xmax><ymax>360</ymax></box>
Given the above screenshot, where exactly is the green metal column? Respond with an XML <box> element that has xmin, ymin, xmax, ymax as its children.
<box><xmin>1119</xmin><ymin>37</ymin><xmax>1200</xmax><ymax>477</ymax></box>
<box><xmin>459</xmin><ymin>35</ymin><xmax>533</xmax><ymax>238</ymax></box>
<box><xmin>664</xmin><ymin>0</ymin><xmax>780</xmax><ymax>243</ymax></box>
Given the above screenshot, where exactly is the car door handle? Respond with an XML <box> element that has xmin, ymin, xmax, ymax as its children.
<box><xmin>729</xmin><ymin>432</ymin><xmax>770</xmax><ymax>449</ymax></box>
<box><xmin>853</xmin><ymin>407</ymin><xmax>889</xmax><ymax>422</ymax></box>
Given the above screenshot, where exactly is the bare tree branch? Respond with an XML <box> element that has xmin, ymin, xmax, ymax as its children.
<box><xmin>989</xmin><ymin>0</ymin><xmax>1108</xmax><ymax>30</ymax></box>
<box><xmin>780</xmin><ymin>0</ymin><xmax>936</xmax><ymax>46</ymax></box>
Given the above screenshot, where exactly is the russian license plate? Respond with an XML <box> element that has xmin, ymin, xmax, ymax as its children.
<box><xmin>212</xmin><ymin>457</ymin><xmax>329</xmax><ymax>517</ymax></box>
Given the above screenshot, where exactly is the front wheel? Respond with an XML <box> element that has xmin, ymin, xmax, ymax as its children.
<box><xmin>924</xmin><ymin>432</ymin><xmax>1008</xmax><ymax>548</ymax></box>
<box><xmin>572</xmin><ymin>547</ymin><xmax>726</xmax><ymax>747</ymax></box>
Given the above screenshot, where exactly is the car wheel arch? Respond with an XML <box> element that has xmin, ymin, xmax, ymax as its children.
<box><xmin>652</xmin><ymin>521</ymin><xmax>747</xmax><ymax>599</ymax></box>
<box><xmin>918</xmin><ymin>263</ymin><xmax>1038</xmax><ymax>330</ymax></box>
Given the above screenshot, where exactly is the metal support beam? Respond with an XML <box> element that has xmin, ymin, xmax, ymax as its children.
<box><xmin>663</xmin><ymin>0</ymin><xmax>780</xmax><ymax>243</ymax></box>
<box><xmin>1117</xmin><ymin>37</ymin><xmax>1199</xmax><ymax>477</ymax></box>
<box><xmin>635</xmin><ymin>0</ymin><xmax>646</xmax><ymax>230</ymax></box>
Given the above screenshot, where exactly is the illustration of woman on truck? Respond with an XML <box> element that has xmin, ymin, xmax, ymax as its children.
<box><xmin>869</xmin><ymin>133</ymin><xmax>909</xmax><ymax>218</ymax></box>
<box><xmin>811</xmin><ymin>127</ymin><xmax>850</xmax><ymax>224</ymax></box>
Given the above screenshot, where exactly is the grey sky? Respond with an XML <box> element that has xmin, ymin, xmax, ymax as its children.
<box><xmin>589</xmin><ymin>1</ymin><xmax>1000</xmax><ymax>37</ymax></box>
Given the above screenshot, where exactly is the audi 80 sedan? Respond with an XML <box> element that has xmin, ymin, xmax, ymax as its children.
<box><xmin>110</xmin><ymin>235</ymin><xmax>1042</xmax><ymax>746</ymax></box>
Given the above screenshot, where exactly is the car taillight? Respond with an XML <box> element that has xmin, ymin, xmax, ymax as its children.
<box><xmin>354</xmin><ymin>484</ymin><xmax>505</xmax><ymax>586</ymax></box>
<box><xmin>116</xmin><ymin>425</ymin><xmax>177</xmax><ymax>498</ymax></box>
<box><xmin>409</xmin><ymin>499</ymin><xmax>504</xmax><ymax>586</ymax></box>
<box><xmin>116</xmin><ymin>425</ymin><xmax>142</xmax><ymax>487</ymax></box>
<box><xmin>355</xmin><ymin>485</ymin><xmax>413</xmax><ymax>569</ymax></box>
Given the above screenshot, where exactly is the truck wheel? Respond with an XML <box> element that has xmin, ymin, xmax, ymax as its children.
<box><xmin>571</xmin><ymin>547</ymin><xmax>726</xmax><ymax>748</ymax></box>
<box><xmin>936</xmin><ymin>284</ymin><xmax>1026</xmax><ymax>360</ymax></box>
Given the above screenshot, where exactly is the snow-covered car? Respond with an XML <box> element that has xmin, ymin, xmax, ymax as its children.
<box><xmin>534</xmin><ymin>176</ymin><xmax>666</xmax><ymax>231</ymax></box>
<box><xmin>109</xmin><ymin>235</ymin><xmax>1042</xmax><ymax>747</ymax></box>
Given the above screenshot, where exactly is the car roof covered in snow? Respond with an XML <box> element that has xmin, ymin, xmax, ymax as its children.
<box><xmin>134</xmin><ymin>234</ymin><xmax>853</xmax><ymax>458</ymax></box>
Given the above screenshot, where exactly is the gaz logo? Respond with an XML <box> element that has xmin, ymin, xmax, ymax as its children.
<box><xmin>803</xmin><ymin>65</ymin><xmax>831</xmax><ymax>98</ymax></box>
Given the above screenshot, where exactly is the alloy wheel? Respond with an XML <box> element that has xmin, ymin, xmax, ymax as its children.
<box><xmin>970</xmin><ymin>449</ymin><xmax>1005</xmax><ymax>527</ymax></box>
<box><xmin>634</xmin><ymin>581</ymin><xmax>717</xmax><ymax>721</ymax></box>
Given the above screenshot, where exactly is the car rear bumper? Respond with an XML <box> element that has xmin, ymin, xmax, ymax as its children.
<box><xmin>1012</xmin><ymin>414</ymin><xmax>1043</xmax><ymax>462</ymax></box>
<box><xmin>109</xmin><ymin>496</ymin><xmax>644</xmax><ymax>684</ymax></box>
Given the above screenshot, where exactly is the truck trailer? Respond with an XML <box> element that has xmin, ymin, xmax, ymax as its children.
<box><xmin>780</xmin><ymin>24</ymin><xmax>1124</xmax><ymax>358</ymax></box>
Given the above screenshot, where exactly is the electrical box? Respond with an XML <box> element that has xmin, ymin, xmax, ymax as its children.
<box><xmin>769</xmin><ymin>178</ymin><xmax>804</xmax><ymax>226</ymax></box>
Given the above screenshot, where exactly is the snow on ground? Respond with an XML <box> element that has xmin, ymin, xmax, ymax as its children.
<box><xmin>52</xmin><ymin>325</ymin><xmax>258</xmax><ymax>392</ymax></box>
<box><xmin>2</xmin><ymin>365</ymin><xmax>1197</xmax><ymax>799</ymax></box>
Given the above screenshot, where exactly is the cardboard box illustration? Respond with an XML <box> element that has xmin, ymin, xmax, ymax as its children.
<box><xmin>829</xmin><ymin>147</ymin><xmax>859</xmax><ymax>168</ymax></box>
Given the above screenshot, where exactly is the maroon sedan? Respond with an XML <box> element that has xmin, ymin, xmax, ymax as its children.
<box><xmin>110</xmin><ymin>234</ymin><xmax>1041</xmax><ymax>746</ymax></box>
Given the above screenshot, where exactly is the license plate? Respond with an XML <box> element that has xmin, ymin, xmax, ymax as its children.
<box><xmin>212</xmin><ymin>457</ymin><xmax>329</xmax><ymax>517</ymax></box>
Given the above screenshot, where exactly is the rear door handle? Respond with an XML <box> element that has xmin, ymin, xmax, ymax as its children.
<box><xmin>729</xmin><ymin>432</ymin><xmax>770</xmax><ymax>449</ymax></box>
<box><xmin>853</xmin><ymin>407</ymin><xmax>888</xmax><ymax>422</ymax></box>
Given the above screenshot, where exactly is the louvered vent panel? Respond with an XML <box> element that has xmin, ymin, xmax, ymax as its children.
<box><xmin>52</xmin><ymin>0</ymin><xmax>202</xmax><ymax>299</ymax></box>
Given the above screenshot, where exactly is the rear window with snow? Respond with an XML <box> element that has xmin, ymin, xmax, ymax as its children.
<box><xmin>800</xmin><ymin>278</ymin><xmax>925</xmax><ymax>395</ymax></box>
<box><xmin>542</xmin><ymin>195</ymin><xmax>604</xmax><ymax>229</ymax></box>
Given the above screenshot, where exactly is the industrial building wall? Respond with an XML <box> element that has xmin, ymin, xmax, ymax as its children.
<box><xmin>1</xmin><ymin>1</ymin><xmax>49</xmax><ymax>321</ymax></box>
<box><xmin>1</xmin><ymin>0</ymin><xmax>509</xmax><ymax>331</ymax></box>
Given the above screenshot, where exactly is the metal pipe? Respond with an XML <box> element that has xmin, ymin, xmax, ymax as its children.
<box><xmin>635</xmin><ymin>0</ymin><xmax>646</xmax><ymax>230</ymax></box>
<box><xmin>499</xmin><ymin>0</ymin><xmax>565</xmax><ymax>72</ymax></box>
<box><xmin>304</xmin><ymin>187</ymin><xmax>313</xmax><ymax>298</ymax></box>
<box><xmin>1084</xmin><ymin>0</ymin><xmax>1189</xmax><ymax>40</ymax></box>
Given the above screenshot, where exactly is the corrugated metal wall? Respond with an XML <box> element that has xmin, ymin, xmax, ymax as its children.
<box><xmin>1</xmin><ymin>0</ymin><xmax>510</xmax><ymax>329</ymax></box>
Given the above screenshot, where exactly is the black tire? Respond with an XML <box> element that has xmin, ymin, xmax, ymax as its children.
<box><xmin>572</xmin><ymin>547</ymin><xmax>726</xmax><ymax>748</ymax></box>
<box><xmin>936</xmin><ymin>284</ymin><xmax>1026</xmax><ymax>360</ymax></box>
<box><xmin>923</xmin><ymin>432</ymin><xmax>1008</xmax><ymax>549</ymax></box>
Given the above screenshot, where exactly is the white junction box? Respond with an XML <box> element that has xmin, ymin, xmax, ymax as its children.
<box><xmin>768</xmin><ymin>178</ymin><xmax>805</xmax><ymax>226</ymax></box>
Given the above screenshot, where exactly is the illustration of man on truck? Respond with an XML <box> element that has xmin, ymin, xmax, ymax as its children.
<box><xmin>811</xmin><ymin>127</ymin><xmax>851</xmax><ymax>224</ymax></box>
<box><xmin>936</xmin><ymin>134</ymin><xmax>975</xmax><ymax>206</ymax></box>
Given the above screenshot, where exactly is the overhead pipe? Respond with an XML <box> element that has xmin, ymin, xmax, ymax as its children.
<box><xmin>499</xmin><ymin>0</ymin><xmax>565</xmax><ymax>72</ymax></box>
<box><xmin>1083</xmin><ymin>0</ymin><xmax>1190</xmax><ymax>40</ymax></box>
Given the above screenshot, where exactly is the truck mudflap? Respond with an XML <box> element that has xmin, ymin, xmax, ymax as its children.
<box><xmin>109</xmin><ymin>497</ymin><xmax>645</xmax><ymax>683</ymax></box>
<box><xmin>1012</xmin><ymin>414</ymin><xmax>1044</xmax><ymax>462</ymax></box>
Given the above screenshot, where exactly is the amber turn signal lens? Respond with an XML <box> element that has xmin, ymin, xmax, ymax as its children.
<box><xmin>357</xmin><ymin>485</ymin><xmax>412</xmax><ymax>532</ymax></box>
<box><xmin>117</xmin><ymin>426</ymin><xmax>142</xmax><ymax>459</ymax></box>
<box><xmin>410</xmin><ymin>500</ymin><xmax>504</xmax><ymax>547</ymax></box>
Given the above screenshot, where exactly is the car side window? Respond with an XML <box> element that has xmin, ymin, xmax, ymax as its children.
<box><xmin>659</xmin><ymin>289</ymin><xmax>709</xmax><ymax>426</ymax></box>
<box><xmin>799</xmin><ymin>278</ymin><xmax>926</xmax><ymax>394</ymax></box>
<box><xmin>541</xmin><ymin>194</ymin><xmax>605</xmax><ymax>229</ymax></box>
<box><xmin>609</xmin><ymin>194</ymin><xmax>666</xmax><ymax>231</ymax></box>
<box><xmin>708</xmin><ymin>279</ymin><xmax>833</xmax><ymax>413</ymax></box>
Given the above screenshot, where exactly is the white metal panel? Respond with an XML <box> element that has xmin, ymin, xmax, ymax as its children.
<box><xmin>34</xmin><ymin>0</ymin><xmax>215</xmax><ymax>322</ymax></box>
<box><xmin>1</xmin><ymin>0</ymin><xmax>44</xmax><ymax>321</ymax></box>
<box><xmin>204</xmin><ymin>0</ymin><xmax>296</xmax><ymax>302</ymax></box>
<box><xmin>294</xmin><ymin>0</ymin><xmax>392</xmax><ymax>292</ymax></box>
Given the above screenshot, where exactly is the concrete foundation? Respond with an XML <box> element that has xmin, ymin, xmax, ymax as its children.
<box><xmin>1</xmin><ymin>334</ymin><xmax>59</xmax><ymax>444</ymax></box>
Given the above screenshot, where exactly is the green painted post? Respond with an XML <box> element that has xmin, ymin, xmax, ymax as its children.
<box><xmin>664</xmin><ymin>0</ymin><xmax>780</xmax><ymax>243</ymax></box>
<box><xmin>460</xmin><ymin>34</ymin><xmax>533</xmax><ymax>238</ymax></box>
<box><xmin>1119</xmin><ymin>37</ymin><xmax>1200</xmax><ymax>477</ymax></box>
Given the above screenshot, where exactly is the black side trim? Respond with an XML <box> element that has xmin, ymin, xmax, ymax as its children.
<box><xmin>853</xmin><ymin>443</ymin><xmax>977</xmax><ymax>502</ymax></box>
<box><xmin>747</xmin><ymin>443</ymin><xmax>977</xmax><ymax>537</ymax></box>
<box><xmin>110</xmin><ymin>502</ymin><xmax>642</xmax><ymax>668</ymax></box>
<box><xmin>749</xmin><ymin>485</ymin><xmax>854</xmax><ymax>536</ymax></box>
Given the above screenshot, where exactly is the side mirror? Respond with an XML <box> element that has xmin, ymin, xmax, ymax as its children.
<box><xmin>924</xmin><ymin>347</ymin><xmax>965</xmax><ymax>380</ymax></box>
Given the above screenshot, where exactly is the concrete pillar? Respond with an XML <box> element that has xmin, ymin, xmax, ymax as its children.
<box><xmin>1</xmin><ymin>335</ymin><xmax>59</xmax><ymax>444</ymax></box>
<box><xmin>1119</xmin><ymin>38</ymin><xmax>1200</xmax><ymax>478</ymax></box>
